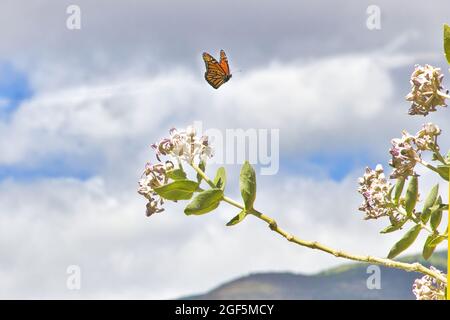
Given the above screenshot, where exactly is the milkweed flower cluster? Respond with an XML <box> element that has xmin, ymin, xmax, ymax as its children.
<box><xmin>389</xmin><ymin>132</ymin><xmax>419</xmax><ymax>179</ymax></box>
<box><xmin>152</xmin><ymin>126</ymin><xmax>213</xmax><ymax>163</ymax></box>
<box><xmin>412</xmin><ymin>267</ymin><xmax>446</xmax><ymax>300</ymax></box>
<box><xmin>406</xmin><ymin>64</ymin><xmax>448</xmax><ymax>116</ymax></box>
<box><xmin>415</xmin><ymin>123</ymin><xmax>441</xmax><ymax>151</ymax></box>
<box><xmin>357</xmin><ymin>165</ymin><xmax>394</xmax><ymax>220</ymax></box>
<box><xmin>138</xmin><ymin>125</ymin><xmax>214</xmax><ymax>216</ymax></box>
<box><xmin>138</xmin><ymin>161</ymin><xmax>172</xmax><ymax>216</ymax></box>
<box><xmin>389</xmin><ymin>123</ymin><xmax>441</xmax><ymax>179</ymax></box>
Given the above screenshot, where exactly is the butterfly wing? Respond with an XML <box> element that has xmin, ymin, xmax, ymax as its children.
<box><xmin>219</xmin><ymin>50</ymin><xmax>231</xmax><ymax>75</ymax></box>
<box><xmin>203</xmin><ymin>52</ymin><xmax>229</xmax><ymax>89</ymax></box>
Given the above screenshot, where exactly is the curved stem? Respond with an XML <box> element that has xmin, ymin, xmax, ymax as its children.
<box><xmin>249</xmin><ymin>208</ymin><xmax>446</xmax><ymax>283</ymax></box>
<box><xmin>397</xmin><ymin>208</ymin><xmax>434</xmax><ymax>235</ymax></box>
<box><xmin>192</xmin><ymin>163</ymin><xmax>216</xmax><ymax>188</ymax></box>
<box><xmin>432</xmin><ymin>148</ymin><xmax>447</xmax><ymax>165</ymax></box>
<box><xmin>419</xmin><ymin>159</ymin><xmax>441</xmax><ymax>175</ymax></box>
<box><xmin>191</xmin><ymin>163</ymin><xmax>447</xmax><ymax>284</ymax></box>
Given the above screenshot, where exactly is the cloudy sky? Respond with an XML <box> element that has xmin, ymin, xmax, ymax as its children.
<box><xmin>0</xmin><ymin>0</ymin><xmax>449</xmax><ymax>299</ymax></box>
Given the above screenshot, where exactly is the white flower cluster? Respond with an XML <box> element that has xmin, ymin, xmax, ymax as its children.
<box><xmin>152</xmin><ymin>126</ymin><xmax>213</xmax><ymax>164</ymax></box>
<box><xmin>357</xmin><ymin>165</ymin><xmax>394</xmax><ymax>220</ymax></box>
<box><xmin>406</xmin><ymin>64</ymin><xmax>448</xmax><ymax>116</ymax></box>
<box><xmin>412</xmin><ymin>267</ymin><xmax>446</xmax><ymax>300</ymax></box>
<box><xmin>389</xmin><ymin>131</ymin><xmax>420</xmax><ymax>179</ymax></box>
<box><xmin>415</xmin><ymin>123</ymin><xmax>441</xmax><ymax>151</ymax></box>
<box><xmin>389</xmin><ymin>123</ymin><xmax>441</xmax><ymax>179</ymax></box>
<box><xmin>138</xmin><ymin>161</ymin><xmax>173</xmax><ymax>216</ymax></box>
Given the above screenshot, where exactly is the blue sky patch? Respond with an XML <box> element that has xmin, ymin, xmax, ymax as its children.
<box><xmin>280</xmin><ymin>150</ymin><xmax>385</xmax><ymax>181</ymax></box>
<box><xmin>0</xmin><ymin>62</ymin><xmax>33</xmax><ymax>118</ymax></box>
<box><xmin>0</xmin><ymin>157</ymin><xmax>94</xmax><ymax>182</ymax></box>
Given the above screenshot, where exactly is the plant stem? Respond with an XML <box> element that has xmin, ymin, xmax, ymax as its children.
<box><xmin>249</xmin><ymin>208</ymin><xmax>446</xmax><ymax>283</ymax></box>
<box><xmin>191</xmin><ymin>163</ymin><xmax>447</xmax><ymax>284</ymax></box>
<box><xmin>420</xmin><ymin>159</ymin><xmax>441</xmax><ymax>175</ymax></box>
<box><xmin>398</xmin><ymin>208</ymin><xmax>434</xmax><ymax>235</ymax></box>
<box><xmin>192</xmin><ymin>163</ymin><xmax>216</xmax><ymax>188</ymax></box>
<box><xmin>432</xmin><ymin>148</ymin><xmax>447</xmax><ymax>165</ymax></box>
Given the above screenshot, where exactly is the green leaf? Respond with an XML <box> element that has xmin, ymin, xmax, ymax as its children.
<box><xmin>387</xmin><ymin>224</ymin><xmax>421</xmax><ymax>259</ymax></box>
<box><xmin>423</xmin><ymin>234</ymin><xmax>439</xmax><ymax>260</ymax></box>
<box><xmin>196</xmin><ymin>160</ymin><xmax>206</xmax><ymax>184</ymax></box>
<box><xmin>431</xmin><ymin>153</ymin><xmax>439</xmax><ymax>162</ymax></box>
<box><xmin>166</xmin><ymin>168</ymin><xmax>187</xmax><ymax>180</ymax></box>
<box><xmin>380</xmin><ymin>219</ymin><xmax>407</xmax><ymax>234</ymax></box>
<box><xmin>429</xmin><ymin>234</ymin><xmax>447</xmax><ymax>247</ymax></box>
<box><xmin>387</xmin><ymin>185</ymin><xmax>394</xmax><ymax>200</ymax></box>
<box><xmin>380</xmin><ymin>225</ymin><xmax>401</xmax><ymax>234</ymax></box>
<box><xmin>213</xmin><ymin>167</ymin><xmax>227</xmax><ymax>190</ymax></box>
<box><xmin>384</xmin><ymin>213</ymin><xmax>409</xmax><ymax>234</ymax></box>
<box><xmin>239</xmin><ymin>161</ymin><xmax>257</xmax><ymax>210</ymax></box>
<box><xmin>436</xmin><ymin>165</ymin><xmax>449</xmax><ymax>181</ymax></box>
<box><xmin>393</xmin><ymin>177</ymin><xmax>405</xmax><ymax>204</ymax></box>
<box><xmin>444</xmin><ymin>24</ymin><xmax>450</xmax><ymax>65</ymax></box>
<box><xmin>404</xmin><ymin>176</ymin><xmax>418</xmax><ymax>216</ymax></box>
<box><xmin>421</xmin><ymin>184</ymin><xmax>439</xmax><ymax>223</ymax></box>
<box><xmin>226</xmin><ymin>210</ymin><xmax>247</xmax><ymax>226</ymax></box>
<box><xmin>184</xmin><ymin>188</ymin><xmax>223</xmax><ymax>215</ymax></box>
<box><xmin>430</xmin><ymin>196</ymin><xmax>443</xmax><ymax>231</ymax></box>
<box><xmin>154</xmin><ymin>180</ymin><xmax>198</xmax><ymax>201</ymax></box>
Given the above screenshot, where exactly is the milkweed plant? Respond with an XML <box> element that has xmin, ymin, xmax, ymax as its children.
<box><xmin>138</xmin><ymin>25</ymin><xmax>450</xmax><ymax>300</ymax></box>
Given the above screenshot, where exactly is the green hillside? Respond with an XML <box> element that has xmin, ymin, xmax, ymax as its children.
<box><xmin>181</xmin><ymin>251</ymin><xmax>447</xmax><ymax>300</ymax></box>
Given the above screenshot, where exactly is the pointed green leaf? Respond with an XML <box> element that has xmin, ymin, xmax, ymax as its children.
<box><xmin>196</xmin><ymin>160</ymin><xmax>206</xmax><ymax>184</ymax></box>
<box><xmin>385</xmin><ymin>214</ymin><xmax>409</xmax><ymax>233</ymax></box>
<box><xmin>404</xmin><ymin>176</ymin><xmax>418</xmax><ymax>216</ymax></box>
<box><xmin>436</xmin><ymin>165</ymin><xmax>449</xmax><ymax>181</ymax></box>
<box><xmin>444</xmin><ymin>24</ymin><xmax>450</xmax><ymax>65</ymax></box>
<box><xmin>166</xmin><ymin>168</ymin><xmax>187</xmax><ymax>180</ymax></box>
<box><xmin>380</xmin><ymin>225</ymin><xmax>401</xmax><ymax>234</ymax></box>
<box><xmin>430</xmin><ymin>196</ymin><xmax>443</xmax><ymax>231</ymax></box>
<box><xmin>422</xmin><ymin>234</ymin><xmax>436</xmax><ymax>260</ymax></box>
<box><xmin>429</xmin><ymin>234</ymin><xmax>447</xmax><ymax>247</ymax></box>
<box><xmin>393</xmin><ymin>177</ymin><xmax>405</xmax><ymax>204</ymax></box>
<box><xmin>380</xmin><ymin>219</ymin><xmax>407</xmax><ymax>234</ymax></box>
<box><xmin>240</xmin><ymin>161</ymin><xmax>257</xmax><ymax>210</ymax></box>
<box><xmin>387</xmin><ymin>185</ymin><xmax>394</xmax><ymax>200</ymax></box>
<box><xmin>421</xmin><ymin>184</ymin><xmax>439</xmax><ymax>223</ymax></box>
<box><xmin>226</xmin><ymin>210</ymin><xmax>247</xmax><ymax>226</ymax></box>
<box><xmin>154</xmin><ymin>180</ymin><xmax>198</xmax><ymax>201</ymax></box>
<box><xmin>387</xmin><ymin>224</ymin><xmax>421</xmax><ymax>259</ymax></box>
<box><xmin>184</xmin><ymin>188</ymin><xmax>223</xmax><ymax>215</ymax></box>
<box><xmin>213</xmin><ymin>167</ymin><xmax>227</xmax><ymax>190</ymax></box>
<box><xmin>431</xmin><ymin>153</ymin><xmax>439</xmax><ymax>162</ymax></box>
<box><xmin>422</xmin><ymin>233</ymin><xmax>446</xmax><ymax>260</ymax></box>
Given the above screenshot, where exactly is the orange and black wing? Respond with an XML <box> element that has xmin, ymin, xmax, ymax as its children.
<box><xmin>219</xmin><ymin>50</ymin><xmax>230</xmax><ymax>76</ymax></box>
<box><xmin>202</xmin><ymin>51</ymin><xmax>230</xmax><ymax>89</ymax></box>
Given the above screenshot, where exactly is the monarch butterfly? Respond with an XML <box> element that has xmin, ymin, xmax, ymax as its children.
<box><xmin>202</xmin><ymin>50</ymin><xmax>232</xmax><ymax>89</ymax></box>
